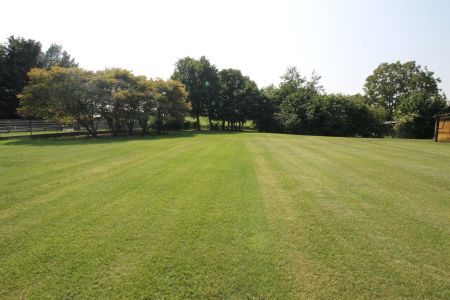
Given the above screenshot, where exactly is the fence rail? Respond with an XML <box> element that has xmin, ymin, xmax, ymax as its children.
<box><xmin>0</xmin><ymin>119</ymin><xmax>143</xmax><ymax>138</ymax></box>
<box><xmin>0</xmin><ymin>120</ymin><xmax>65</xmax><ymax>133</ymax></box>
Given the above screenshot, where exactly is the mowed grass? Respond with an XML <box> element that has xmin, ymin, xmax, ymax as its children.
<box><xmin>0</xmin><ymin>132</ymin><xmax>449</xmax><ymax>299</ymax></box>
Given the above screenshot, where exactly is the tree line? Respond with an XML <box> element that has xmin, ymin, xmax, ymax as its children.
<box><xmin>19</xmin><ymin>67</ymin><xmax>190</xmax><ymax>136</ymax></box>
<box><xmin>1</xmin><ymin>35</ymin><xmax>448</xmax><ymax>138</ymax></box>
<box><xmin>0</xmin><ymin>36</ymin><xmax>77</xmax><ymax>118</ymax></box>
<box><xmin>172</xmin><ymin>58</ymin><xmax>448</xmax><ymax>138</ymax></box>
<box><xmin>254</xmin><ymin>68</ymin><xmax>386</xmax><ymax>137</ymax></box>
<box><xmin>171</xmin><ymin>56</ymin><xmax>260</xmax><ymax>132</ymax></box>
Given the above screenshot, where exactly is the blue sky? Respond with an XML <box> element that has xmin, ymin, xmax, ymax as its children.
<box><xmin>1</xmin><ymin>0</ymin><xmax>449</xmax><ymax>95</ymax></box>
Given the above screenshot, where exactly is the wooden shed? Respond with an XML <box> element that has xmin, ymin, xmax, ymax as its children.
<box><xmin>434</xmin><ymin>114</ymin><xmax>450</xmax><ymax>142</ymax></box>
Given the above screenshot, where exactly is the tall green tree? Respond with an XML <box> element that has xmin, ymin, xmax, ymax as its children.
<box><xmin>275</xmin><ymin>67</ymin><xmax>322</xmax><ymax>133</ymax></box>
<box><xmin>364</xmin><ymin>61</ymin><xmax>443</xmax><ymax>120</ymax></box>
<box><xmin>217</xmin><ymin>69</ymin><xmax>259</xmax><ymax>131</ymax></box>
<box><xmin>39</xmin><ymin>43</ymin><xmax>78</xmax><ymax>69</ymax></box>
<box><xmin>171</xmin><ymin>56</ymin><xmax>220</xmax><ymax>130</ymax></box>
<box><xmin>253</xmin><ymin>85</ymin><xmax>283</xmax><ymax>132</ymax></box>
<box><xmin>0</xmin><ymin>36</ymin><xmax>42</xmax><ymax>118</ymax></box>
<box><xmin>197</xmin><ymin>57</ymin><xmax>221</xmax><ymax>128</ymax></box>
<box><xmin>0</xmin><ymin>36</ymin><xmax>78</xmax><ymax>118</ymax></box>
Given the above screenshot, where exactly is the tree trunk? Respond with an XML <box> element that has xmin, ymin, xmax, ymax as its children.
<box><xmin>208</xmin><ymin>115</ymin><xmax>212</xmax><ymax>130</ymax></box>
<box><xmin>157</xmin><ymin>109</ymin><xmax>162</xmax><ymax>135</ymax></box>
<box><xmin>221</xmin><ymin>120</ymin><xmax>225</xmax><ymax>131</ymax></box>
<box><xmin>89</xmin><ymin>122</ymin><xmax>97</xmax><ymax>137</ymax></box>
<box><xmin>90</xmin><ymin>119</ymin><xmax>97</xmax><ymax>137</ymax></box>
<box><xmin>113</xmin><ymin>122</ymin><xmax>119</xmax><ymax>136</ymax></box>
<box><xmin>196</xmin><ymin>115</ymin><xmax>201</xmax><ymax>131</ymax></box>
<box><xmin>142</xmin><ymin>123</ymin><xmax>148</xmax><ymax>134</ymax></box>
<box><xmin>88</xmin><ymin>128</ymin><xmax>93</xmax><ymax>137</ymax></box>
<box><xmin>128</xmin><ymin>124</ymin><xmax>133</xmax><ymax>135</ymax></box>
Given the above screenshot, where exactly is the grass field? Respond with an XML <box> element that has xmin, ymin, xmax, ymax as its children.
<box><xmin>1</xmin><ymin>132</ymin><xmax>449</xmax><ymax>298</ymax></box>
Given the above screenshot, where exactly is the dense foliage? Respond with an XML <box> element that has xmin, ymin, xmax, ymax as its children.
<box><xmin>363</xmin><ymin>61</ymin><xmax>447</xmax><ymax>138</ymax></box>
<box><xmin>394</xmin><ymin>92</ymin><xmax>447</xmax><ymax>138</ymax></box>
<box><xmin>216</xmin><ymin>69</ymin><xmax>260</xmax><ymax>131</ymax></box>
<box><xmin>0</xmin><ymin>36</ymin><xmax>77</xmax><ymax>118</ymax></box>
<box><xmin>19</xmin><ymin>67</ymin><xmax>190</xmax><ymax>136</ymax></box>
<box><xmin>254</xmin><ymin>68</ymin><xmax>386</xmax><ymax>137</ymax></box>
<box><xmin>3</xmin><ymin>36</ymin><xmax>449</xmax><ymax>138</ymax></box>
<box><xmin>171</xmin><ymin>57</ymin><xmax>261</xmax><ymax>131</ymax></box>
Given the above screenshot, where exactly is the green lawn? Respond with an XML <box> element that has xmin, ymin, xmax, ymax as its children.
<box><xmin>1</xmin><ymin>132</ymin><xmax>449</xmax><ymax>298</ymax></box>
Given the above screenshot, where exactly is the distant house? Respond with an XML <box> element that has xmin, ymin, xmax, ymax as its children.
<box><xmin>434</xmin><ymin>114</ymin><xmax>450</xmax><ymax>142</ymax></box>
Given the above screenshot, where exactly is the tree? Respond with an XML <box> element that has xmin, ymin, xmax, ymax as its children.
<box><xmin>364</xmin><ymin>61</ymin><xmax>442</xmax><ymax>120</ymax></box>
<box><xmin>152</xmin><ymin>79</ymin><xmax>190</xmax><ymax>134</ymax></box>
<box><xmin>171</xmin><ymin>56</ymin><xmax>220</xmax><ymax>130</ymax></box>
<box><xmin>113</xmin><ymin>75</ymin><xmax>149</xmax><ymax>135</ymax></box>
<box><xmin>394</xmin><ymin>92</ymin><xmax>447</xmax><ymax>138</ymax></box>
<box><xmin>0</xmin><ymin>37</ymin><xmax>78</xmax><ymax>118</ymax></box>
<box><xmin>197</xmin><ymin>57</ymin><xmax>221</xmax><ymax>128</ymax></box>
<box><xmin>136</xmin><ymin>80</ymin><xmax>157</xmax><ymax>134</ymax></box>
<box><xmin>275</xmin><ymin>67</ymin><xmax>322</xmax><ymax>133</ymax></box>
<box><xmin>19</xmin><ymin>66</ymin><xmax>188</xmax><ymax>137</ymax></box>
<box><xmin>19</xmin><ymin>67</ymin><xmax>100</xmax><ymax>136</ymax></box>
<box><xmin>17</xmin><ymin>68</ymin><xmax>56</xmax><ymax>121</ymax></box>
<box><xmin>256</xmin><ymin>67</ymin><xmax>386</xmax><ymax>137</ymax></box>
<box><xmin>0</xmin><ymin>36</ymin><xmax>42</xmax><ymax>118</ymax></box>
<box><xmin>305</xmin><ymin>94</ymin><xmax>385</xmax><ymax>137</ymax></box>
<box><xmin>39</xmin><ymin>43</ymin><xmax>78</xmax><ymax>69</ymax></box>
<box><xmin>95</xmin><ymin>69</ymin><xmax>141</xmax><ymax>136</ymax></box>
<box><xmin>345</xmin><ymin>94</ymin><xmax>386</xmax><ymax>137</ymax></box>
<box><xmin>217</xmin><ymin>69</ymin><xmax>259</xmax><ymax>131</ymax></box>
<box><xmin>253</xmin><ymin>85</ymin><xmax>283</xmax><ymax>132</ymax></box>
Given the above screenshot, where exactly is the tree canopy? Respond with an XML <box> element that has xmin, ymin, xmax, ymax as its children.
<box><xmin>0</xmin><ymin>36</ymin><xmax>42</xmax><ymax>118</ymax></box>
<box><xmin>364</xmin><ymin>61</ymin><xmax>447</xmax><ymax>137</ymax></box>
<box><xmin>3</xmin><ymin>38</ymin><xmax>448</xmax><ymax>139</ymax></box>
<box><xmin>216</xmin><ymin>68</ymin><xmax>260</xmax><ymax>131</ymax></box>
<box><xmin>0</xmin><ymin>36</ymin><xmax>77</xmax><ymax>118</ymax></box>
<box><xmin>19</xmin><ymin>67</ymin><xmax>189</xmax><ymax>136</ymax></box>
<box><xmin>254</xmin><ymin>67</ymin><xmax>385</xmax><ymax>137</ymax></box>
<box><xmin>364</xmin><ymin>61</ymin><xmax>444</xmax><ymax>120</ymax></box>
<box><xmin>171</xmin><ymin>56</ymin><xmax>220</xmax><ymax>130</ymax></box>
<box><xmin>39</xmin><ymin>43</ymin><xmax>78</xmax><ymax>69</ymax></box>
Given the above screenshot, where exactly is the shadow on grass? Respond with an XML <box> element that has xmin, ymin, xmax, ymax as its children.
<box><xmin>0</xmin><ymin>130</ymin><xmax>248</xmax><ymax>147</ymax></box>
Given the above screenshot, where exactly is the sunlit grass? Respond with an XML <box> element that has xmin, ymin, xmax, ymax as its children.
<box><xmin>0</xmin><ymin>132</ymin><xmax>449</xmax><ymax>298</ymax></box>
